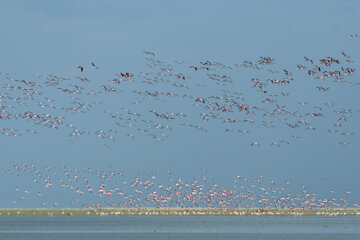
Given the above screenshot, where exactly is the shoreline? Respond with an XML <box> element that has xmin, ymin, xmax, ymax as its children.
<box><xmin>1</xmin><ymin>208</ymin><xmax>359</xmax><ymax>216</ymax></box>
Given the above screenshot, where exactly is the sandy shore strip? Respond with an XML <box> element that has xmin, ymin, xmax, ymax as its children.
<box><xmin>1</xmin><ymin>208</ymin><xmax>359</xmax><ymax>216</ymax></box>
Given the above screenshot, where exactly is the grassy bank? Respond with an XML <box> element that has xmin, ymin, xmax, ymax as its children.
<box><xmin>0</xmin><ymin>208</ymin><xmax>359</xmax><ymax>216</ymax></box>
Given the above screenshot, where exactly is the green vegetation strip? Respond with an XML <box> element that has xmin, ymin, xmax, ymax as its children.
<box><xmin>0</xmin><ymin>208</ymin><xmax>359</xmax><ymax>216</ymax></box>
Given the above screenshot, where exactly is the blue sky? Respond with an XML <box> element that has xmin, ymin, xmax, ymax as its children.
<box><xmin>1</xmin><ymin>0</ymin><xmax>360</xmax><ymax>207</ymax></box>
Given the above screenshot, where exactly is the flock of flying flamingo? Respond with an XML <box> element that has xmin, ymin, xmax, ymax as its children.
<box><xmin>0</xmin><ymin>43</ymin><xmax>359</xmax><ymax>147</ymax></box>
<box><xmin>1</xmin><ymin>34</ymin><xmax>359</xmax><ymax>209</ymax></box>
<box><xmin>3</xmin><ymin>161</ymin><xmax>355</xmax><ymax>209</ymax></box>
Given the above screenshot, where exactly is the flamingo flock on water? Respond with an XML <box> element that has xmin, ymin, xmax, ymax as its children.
<box><xmin>3</xmin><ymin>161</ymin><xmax>356</xmax><ymax>209</ymax></box>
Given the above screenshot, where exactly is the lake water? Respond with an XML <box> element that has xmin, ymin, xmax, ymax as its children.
<box><xmin>0</xmin><ymin>215</ymin><xmax>359</xmax><ymax>240</ymax></box>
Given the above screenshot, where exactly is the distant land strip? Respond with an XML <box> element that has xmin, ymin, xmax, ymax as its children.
<box><xmin>1</xmin><ymin>208</ymin><xmax>359</xmax><ymax>216</ymax></box>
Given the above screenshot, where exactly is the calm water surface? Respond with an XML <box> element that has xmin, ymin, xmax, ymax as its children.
<box><xmin>0</xmin><ymin>215</ymin><xmax>359</xmax><ymax>240</ymax></box>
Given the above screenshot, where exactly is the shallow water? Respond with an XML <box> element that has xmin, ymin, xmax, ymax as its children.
<box><xmin>0</xmin><ymin>215</ymin><xmax>359</xmax><ymax>240</ymax></box>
